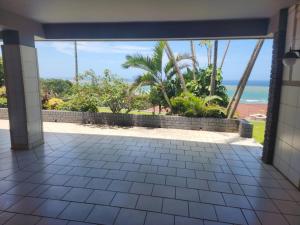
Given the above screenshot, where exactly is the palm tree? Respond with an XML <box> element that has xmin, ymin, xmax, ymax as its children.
<box><xmin>210</xmin><ymin>40</ymin><xmax>218</xmax><ymax>96</ymax></box>
<box><xmin>190</xmin><ymin>40</ymin><xmax>198</xmax><ymax>81</ymax></box>
<box><xmin>122</xmin><ymin>41</ymin><xmax>173</xmax><ymax>111</ymax></box>
<box><xmin>200</xmin><ymin>40</ymin><xmax>213</xmax><ymax>66</ymax></box>
<box><xmin>165</xmin><ymin>42</ymin><xmax>188</xmax><ymax>92</ymax></box>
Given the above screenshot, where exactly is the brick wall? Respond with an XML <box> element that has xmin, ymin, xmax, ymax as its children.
<box><xmin>0</xmin><ymin>108</ymin><xmax>252</xmax><ymax>135</ymax></box>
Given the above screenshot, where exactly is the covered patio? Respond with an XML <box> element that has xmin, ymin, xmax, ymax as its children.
<box><xmin>0</xmin><ymin>120</ymin><xmax>299</xmax><ymax>225</ymax></box>
<box><xmin>0</xmin><ymin>0</ymin><xmax>300</xmax><ymax>224</ymax></box>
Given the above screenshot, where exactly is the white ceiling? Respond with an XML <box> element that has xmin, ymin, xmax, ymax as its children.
<box><xmin>0</xmin><ymin>0</ymin><xmax>296</xmax><ymax>23</ymax></box>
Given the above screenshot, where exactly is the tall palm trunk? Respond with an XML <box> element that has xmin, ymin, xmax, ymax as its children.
<box><xmin>220</xmin><ymin>40</ymin><xmax>230</xmax><ymax>70</ymax></box>
<box><xmin>210</xmin><ymin>40</ymin><xmax>218</xmax><ymax>96</ymax></box>
<box><xmin>165</xmin><ymin>42</ymin><xmax>188</xmax><ymax>92</ymax></box>
<box><xmin>227</xmin><ymin>39</ymin><xmax>264</xmax><ymax>118</ymax></box>
<box><xmin>160</xmin><ymin>84</ymin><xmax>173</xmax><ymax>112</ymax></box>
<box><xmin>190</xmin><ymin>40</ymin><xmax>197</xmax><ymax>80</ymax></box>
<box><xmin>74</xmin><ymin>41</ymin><xmax>79</xmax><ymax>84</ymax></box>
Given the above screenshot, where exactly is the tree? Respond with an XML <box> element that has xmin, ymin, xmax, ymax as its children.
<box><xmin>200</xmin><ymin>40</ymin><xmax>213</xmax><ymax>66</ymax></box>
<box><xmin>227</xmin><ymin>39</ymin><xmax>264</xmax><ymax>118</ymax></box>
<box><xmin>190</xmin><ymin>40</ymin><xmax>198</xmax><ymax>81</ymax></box>
<box><xmin>40</xmin><ymin>78</ymin><xmax>73</xmax><ymax>98</ymax></box>
<box><xmin>165</xmin><ymin>41</ymin><xmax>188</xmax><ymax>92</ymax></box>
<box><xmin>220</xmin><ymin>40</ymin><xmax>231</xmax><ymax>70</ymax></box>
<box><xmin>100</xmin><ymin>69</ymin><xmax>129</xmax><ymax>113</ymax></box>
<box><xmin>123</xmin><ymin>41</ymin><xmax>173</xmax><ymax>111</ymax></box>
<box><xmin>0</xmin><ymin>57</ymin><xmax>4</xmax><ymax>87</ymax></box>
<box><xmin>210</xmin><ymin>40</ymin><xmax>218</xmax><ymax>96</ymax></box>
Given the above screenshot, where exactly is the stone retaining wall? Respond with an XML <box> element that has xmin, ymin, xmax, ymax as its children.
<box><xmin>0</xmin><ymin>108</ymin><xmax>252</xmax><ymax>137</ymax></box>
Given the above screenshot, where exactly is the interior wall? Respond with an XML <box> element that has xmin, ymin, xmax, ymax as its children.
<box><xmin>273</xmin><ymin>4</ymin><xmax>300</xmax><ymax>188</ymax></box>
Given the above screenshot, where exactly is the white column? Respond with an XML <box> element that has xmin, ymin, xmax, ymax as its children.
<box><xmin>2</xmin><ymin>41</ymin><xmax>43</xmax><ymax>150</ymax></box>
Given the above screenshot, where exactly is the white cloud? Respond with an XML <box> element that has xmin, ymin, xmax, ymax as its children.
<box><xmin>50</xmin><ymin>41</ymin><xmax>152</xmax><ymax>55</ymax></box>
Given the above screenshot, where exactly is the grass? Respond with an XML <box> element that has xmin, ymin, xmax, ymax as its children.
<box><xmin>250</xmin><ymin>120</ymin><xmax>266</xmax><ymax>144</ymax></box>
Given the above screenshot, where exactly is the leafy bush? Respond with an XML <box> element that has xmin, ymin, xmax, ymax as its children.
<box><xmin>185</xmin><ymin>66</ymin><xmax>229</xmax><ymax>107</ymax></box>
<box><xmin>205</xmin><ymin>105</ymin><xmax>226</xmax><ymax>118</ymax></box>
<box><xmin>123</xmin><ymin>94</ymin><xmax>151</xmax><ymax>113</ymax></box>
<box><xmin>0</xmin><ymin>97</ymin><xmax>7</xmax><ymax>108</ymax></box>
<box><xmin>59</xmin><ymin>95</ymin><xmax>98</xmax><ymax>112</ymax></box>
<box><xmin>0</xmin><ymin>58</ymin><xmax>4</xmax><ymax>87</ymax></box>
<box><xmin>0</xmin><ymin>86</ymin><xmax>6</xmax><ymax>97</ymax></box>
<box><xmin>100</xmin><ymin>70</ymin><xmax>129</xmax><ymax>113</ymax></box>
<box><xmin>40</xmin><ymin>78</ymin><xmax>73</xmax><ymax>98</ymax></box>
<box><xmin>43</xmin><ymin>98</ymin><xmax>64</xmax><ymax>110</ymax></box>
<box><xmin>171</xmin><ymin>93</ymin><xmax>225</xmax><ymax>118</ymax></box>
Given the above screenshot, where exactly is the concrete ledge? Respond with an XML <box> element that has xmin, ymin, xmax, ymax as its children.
<box><xmin>0</xmin><ymin>108</ymin><xmax>252</xmax><ymax>137</ymax></box>
<box><xmin>239</xmin><ymin>119</ymin><xmax>253</xmax><ymax>138</ymax></box>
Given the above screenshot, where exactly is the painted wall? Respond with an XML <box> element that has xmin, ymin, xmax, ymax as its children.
<box><xmin>273</xmin><ymin>4</ymin><xmax>300</xmax><ymax>188</ymax></box>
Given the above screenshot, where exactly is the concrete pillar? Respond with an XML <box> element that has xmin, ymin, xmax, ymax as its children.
<box><xmin>1</xmin><ymin>30</ymin><xmax>44</xmax><ymax>150</ymax></box>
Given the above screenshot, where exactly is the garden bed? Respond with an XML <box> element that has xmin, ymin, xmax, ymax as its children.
<box><xmin>0</xmin><ymin>108</ymin><xmax>253</xmax><ymax>137</ymax></box>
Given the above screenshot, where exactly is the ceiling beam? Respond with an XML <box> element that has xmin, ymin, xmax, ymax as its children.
<box><xmin>43</xmin><ymin>18</ymin><xmax>270</xmax><ymax>40</ymax></box>
<box><xmin>0</xmin><ymin>9</ymin><xmax>44</xmax><ymax>37</ymax></box>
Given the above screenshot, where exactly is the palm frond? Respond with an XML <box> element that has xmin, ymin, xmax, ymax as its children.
<box><xmin>152</xmin><ymin>41</ymin><xmax>166</xmax><ymax>73</ymax></box>
<box><xmin>122</xmin><ymin>54</ymin><xmax>156</xmax><ymax>74</ymax></box>
<box><xmin>204</xmin><ymin>95</ymin><xmax>222</xmax><ymax>104</ymax></box>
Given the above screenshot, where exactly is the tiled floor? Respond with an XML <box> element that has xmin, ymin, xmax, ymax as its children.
<box><xmin>0</xmin><ymin>120</ymin><xmax>300</xmax><ymax>225</ymax></box>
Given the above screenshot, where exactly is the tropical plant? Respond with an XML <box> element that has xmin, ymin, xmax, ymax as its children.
<box><xmin>0</xmin><ymin>86</ymin><xmax>6</xmax><ymax>97</ymax></box>
<box><xmin>123</xmin><ymin>41</ymin><xmax>174</xmax><ymax>111</ymax></box>
<box><xmin>123</xmin><ymin>41</ymin><xmax>190</xmax><ymax>112</ymax></box>
<box><xmin>100</xmin><ymin>70</ymin><xmax>129</xmax><ymax>113</ymax></box>
<box><xmin>59</xmin><ymin>94</ymin><xmax>99</xmax><ymax>112</ymax></box>
<box><xmin>0</xmin><ymin>97</ymin><xmax>7</xmax><ymax>108</ymax></box>
<box><xmin>43</xmin><ymin>98</ymin><xmax>64</xmax><ymax>110</ymax></box>
<box><xmin>0</xmin><ymin>58</ymin><xmax>4</xmax><ymax>87</ymax></box>
<box><xmin>185</xmin><ymin>66</ymin><xmax>229</xmax><ymax>106</ymax></box>
<box><xmin>171</xmin><ymin>93</ymin><xmax>224</xmax><ymax>117</ymax></box>
<box><xmin>40</xmin><ymin>78</ymin><xmax>73</xmax><ymax>98</ymax></box>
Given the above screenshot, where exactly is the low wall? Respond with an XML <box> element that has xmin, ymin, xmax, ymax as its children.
<box><xmin>0</xmin><ymin>108</ymin><xmax>252</xmax><ymax>137</ymax></box>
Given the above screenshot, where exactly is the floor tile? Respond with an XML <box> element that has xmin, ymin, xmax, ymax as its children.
<box><xmin>247</xmin><ymin>196</ymin><xmax>279</xmax><ymax>212</ymax></box>
<box><xmin>136</xmin><ymin>195</ymin><xmax>163</xmax><ymax>212</ymax></box>
<box><xmin>86</xmin><ymin>205</ymin><xmax>119</xmax><ymax>225</ymax></box>
<box><xmin>198</xmin><ymin>190</ymin><xmax>225</xmax><ymax>205</ymax></box>
<box><xmin>107</xmin><ymin>180</ymin><xmax>132</xmax><ymax>192</ymax></box>
<box><xmin>215</xmin><ymin>205</ymin><xmax>247</xmax><ymax>225</ymax></box>
<box><xmin>7</xmin><ymin>197</ymin><xmax>45</xmax><ymax>214</ymax></box>
<box><xmin>189</xmin><ymin>202</ymin><xmax>217</xmax><ymax>220</ymax></box>
<box><xmin>163</xmin><ymin>198</ymin><xmax>188</xmax><ymax>216</ymax></box>
<box><xmin>175</xmin><ymin>216</ymin><xmax>204</xmax><ymax>225</ymax></box>
<box><xmin>33</xmin><ymin>199</ymin><xmax>68</xmax><ymax>217</ymax></box>
<box><xmin>111</xmin><ymin>192</ymin><xmax>138</xmax><ymax>208</ymax></box>
<box><xmin>144</xmin><ymin>212</ymin><xmax>174</xmax><ymax>225</ymax></box>
<box><xmin>59</xmin><ymin>202</ymin><xmax>93</xmax><ymax>221</ymax></box>
<box><xmin>63</xmin><ymin>188</ymin><xmax>93</xmax><ymax>202</ymax></box>
<box><xmin>114</xmin><ymin>208</ymin><xmax>146</xmax><ymax>225</ymax></box>
<box><xmin>222</xmin><ymin>193</ymin><xmax>251</xmax><ymax>209</ymax></box>
<box><xmin>256</xmin><ymin>211</ymin><xmax>289</xmax><ymax>225</ymax></box>
<box><xmin>130</xmin><ymin>182</ymin><xmax>153</xmax><ymax>195</ymax></box>
<box><xmin>65</xmin><ymin>176</ymin><xmax>91</xmax><ymax>188</ymax></box>
<box><xmin>152</xmin><ymin>185</ymin><xmax>175</xmax><ymax>198</ymax></box>
<box><xmin>0</xmin><ymin>194</ymin><xmax>23</xmax><ymax>210</ymax></box>
<box><xmin>5</xmin><ymin>214</ymin><xmax>41</xmax><ymax>225</ymax></box>
<box><xmin>86</xmin><ymin>178</ymin><xmax>111</xmax><ymax>189</ymax></box>
<box><xmin>39</xmin><ymin>185</ymin><xmax>71</xmax><ymax>199</ymax></box>
<box><xmin>36</xmin><ymin>217</ymin><xmax>68</xmax><ymax>225</ymax></box>
<box><xmin>86</xmin><ymin>190</ymin><xmax>115</xmax><ymax>205</ymax></box>
<box><xmin>176</xmin><ymin>187</ymin><xmax>199</xmax><ymax>201</ymax></box>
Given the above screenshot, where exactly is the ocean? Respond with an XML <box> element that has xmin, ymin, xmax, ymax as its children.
<box><xmin>224</xmin><ymin>80</ymin><xmax>269</xmax><ymax>104</ymax></box>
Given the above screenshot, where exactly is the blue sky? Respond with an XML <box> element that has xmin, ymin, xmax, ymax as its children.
<box><xmin>6</xmin><ymin>39</ymin><xmax>274</xmax><ymax>81</ymax></box>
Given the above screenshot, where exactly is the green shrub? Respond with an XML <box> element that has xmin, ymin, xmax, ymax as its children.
<box><xmin>59</xmin><ymin>96</ymin><xmax>98</xmax><ymax>112</ymax></box>
<box><xmin>0</xmin><ymin>86</ymin><xmax>6</xmax><ymax>97</ymax></box>
<box><xmin>171</xmin><ymin>93</ymin><xmax>206</xmax><ymax>117</ymax></box>
<box><xmin>0</xmin><ymin>97</ymin><xmax>7</xmax><ymax>108</ymax></box>
<box><xmin>171</xmin><ymin>93</ymin><xmax>226</xmax><ymax>118</ymax></box>
<box><xmin>43</xmin><ymin>98</ymin><xmax>64</xmax><ymax>110</ymax></box>
<box><xmin>205</xmin><ymin>105</ymin><xmax>226</xmax><ymax>118</ymax></box>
